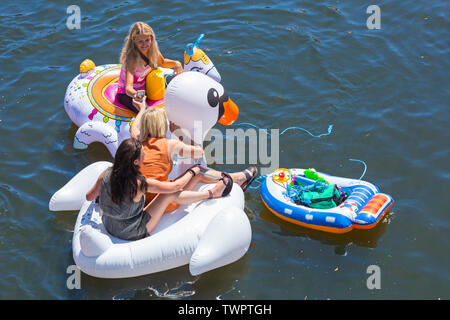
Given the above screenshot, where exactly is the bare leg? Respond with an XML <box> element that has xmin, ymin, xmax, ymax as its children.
<box><xmin>183</xmin><ymin>167</ymin><xmax>253</xmax><ymax>191</ymax></box>
<box><xmin>144</xmin><ymin>178</ymin><xmax>227</xmax><ymax>234</ymax></box>
<box><xmin>183</xmin><ymin>173</ymin><xmax>204</xmax><ymax>191</ymax></box>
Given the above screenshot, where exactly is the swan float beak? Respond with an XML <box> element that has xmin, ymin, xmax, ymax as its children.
<box><xmin>218</xmin><ymin>96</ymin><xmax>239</xmax><ymax>126</ymax></box>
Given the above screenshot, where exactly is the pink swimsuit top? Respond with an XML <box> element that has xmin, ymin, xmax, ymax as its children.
<box><xmin>117</xmin><ymin>63</ymin><xmax>152</xmax><ymax>94</ymax></box>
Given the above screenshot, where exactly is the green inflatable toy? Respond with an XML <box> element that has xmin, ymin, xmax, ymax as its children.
<box><xmin>304</xmin><ymin>169</ymin><xmax>329</xmax><ymax>184</ymax></box>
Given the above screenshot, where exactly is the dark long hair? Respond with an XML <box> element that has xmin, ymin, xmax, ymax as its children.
<box><xmin>110</xmin><ymin>138</ymin><xmax>148</xmax><ymax>204</ymax></box>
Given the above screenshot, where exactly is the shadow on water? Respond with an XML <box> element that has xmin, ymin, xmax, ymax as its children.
<box><xmin>259</xmin><ymin>206</ymin><xmax>393</xmax><ymax>252</ymax></box>
<box><xmin>79</xmin><ymin>266</ymin><xmax>199</xmax><ymax>300</ymax></box>
<box><xmin>78</xmin><ymin>254</ymin><xmax>250</xmax><ymax>300</ymax></box>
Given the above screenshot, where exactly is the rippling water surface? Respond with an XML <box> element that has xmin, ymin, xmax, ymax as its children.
<box><xmin>0</xmin><ymin>0</ymin><xmax>448</xmax><ymax>299</ymax></box>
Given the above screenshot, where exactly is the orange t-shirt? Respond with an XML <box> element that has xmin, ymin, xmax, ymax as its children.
<box><xmin>140</xmin><ymin>137</ymin><xmax>180</xmax><ymax>212</ymax></box>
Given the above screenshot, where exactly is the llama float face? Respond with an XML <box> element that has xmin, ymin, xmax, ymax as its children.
<box><xmin>183</xmin><ymin>34</ymin><xmax>221</xmax><ymax>82</ymax></box>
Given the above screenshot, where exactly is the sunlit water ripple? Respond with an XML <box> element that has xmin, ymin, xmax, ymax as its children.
<box><xmin>0</xmin><ymin>0</ymin><xmax>448</xmax><ymax>299</ymax></box>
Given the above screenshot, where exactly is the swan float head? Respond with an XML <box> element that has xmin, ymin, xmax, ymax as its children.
<box><xmin>164</xmin><ymin>71</ymin><xmax>239</xmax><ymax>145</ymax></box>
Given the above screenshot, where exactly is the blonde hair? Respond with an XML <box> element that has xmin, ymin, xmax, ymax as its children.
<box><xmin>139</xmin><ymin>108</ymin><xmax>167</xmax><ymax>140</ymax></box>
<box><xmin>120</xmin><ymin>22</ymin><xmax>160</xmax><ymax>71</ymax></box>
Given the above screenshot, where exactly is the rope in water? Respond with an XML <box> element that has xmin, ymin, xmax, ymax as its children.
<box><xmin>227</xmin><ymin>121</ymin><xmax>334</xmax><ymax>189</ymax></box>
<box><xmin>173</xmin><ymin>121</ymin><xmax>367</xmax><ymax>187</ymax></box>
<box><xmin>348</xmin><ymin>158</ymin><xmax>367</xmax><ymax>180</ymax></box>
<box><xmin>246</xmin><ymin>175</ymin><xmax>266</xmax><ymax>189</ymax></box>
<box><xmin>230</xmin><ymin>122</ymin><xmax>334</xmax><ymax>138</ymax></box>
<box><xmin>175</xmin><ymin>122</ymin><xmax>333</xmax><ymax>179</ymax></box>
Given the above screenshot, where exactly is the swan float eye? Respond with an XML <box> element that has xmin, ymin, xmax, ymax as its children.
<box><xmin>207</xmin><ymin>88</ymin><xmax>220</xmax><ymax>108</ymax></box>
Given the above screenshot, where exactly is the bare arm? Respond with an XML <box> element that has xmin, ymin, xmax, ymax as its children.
<box><xmin>169</xmin><ymin>139</ymin><xmax>204</xmax><ymax>160</ymax></box>
<box><xmin>86</xmin><ymin>170</ymin><xmax>106</xmax><ymax>201</ymax></box>
<box><xmin>157</xmin><ymin>52</ymin><xmax>183</xmax><ymax>74</ymax></box>
<box><xmin>130</xmin><ymin>98</ymin><xmax>147</xmax><ymax>140</ymax></box>
<box><xmin>124</xmin><ymin>61</ymin><xmax>144</xmax><ymax>100</ymax></box>
<box><xmin>145</xmin><ymin>167</ymin><xmax>199</xmax><ymax>194</ymax></box>
<box><xmin>125</xmin><ymin>68</ymin><xmax>138</xmax><ymax>98</ymax></box>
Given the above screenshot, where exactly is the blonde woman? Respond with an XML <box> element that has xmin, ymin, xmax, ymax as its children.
<box><xmin>131</xmin><ymin>99</ymin><xmax>258</xmax><ymax>210</ymax></box>
<box><xmin>117</xmin><ymin>21</ymin><xmax>183</xmax><ymax>113</ymax></box>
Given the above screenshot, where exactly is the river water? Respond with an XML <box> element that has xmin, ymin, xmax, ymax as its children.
<box><xmin>0</xmin><ymin>0</ymin><xmax>448</xmax><ymax>299</ymax></box>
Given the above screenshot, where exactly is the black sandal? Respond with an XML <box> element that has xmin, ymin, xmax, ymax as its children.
<box><xmin>220</xmin><ymin>172</ymin><xmax>233</xmax><ymax>197</ymax></box>
<box><xmin>208</xmin><ymin>172</ymin><xmax>233</xmax><ymax>198</ymax></box>
<box><xmin>186</xmin><ymin>164</ymin><xmax>202</xmax><ymax>177</ymax></box>
<box><xmin>240</xmin><ymin>166</ymin><xmax>258</xmax><ymax>192</ymax></box>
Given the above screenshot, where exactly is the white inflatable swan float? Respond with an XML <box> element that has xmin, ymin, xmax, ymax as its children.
<box><xmin>50</xmin><ymin>37</ymin><xmax>251</xmax><ymax>279</ymax></box>
<box><xmin>49</xmin><ymin>158</ymin><xmax>251</xmax><ymax>278</ymax></box>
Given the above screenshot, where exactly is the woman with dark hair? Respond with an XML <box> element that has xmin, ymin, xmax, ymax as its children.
<box><xmin>86</xmin><ymin>138</ymin><xmax>231</xmax><ymax>241</ymax></box>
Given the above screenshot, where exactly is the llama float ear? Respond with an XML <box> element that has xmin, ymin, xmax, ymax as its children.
<box><xmin>184</xmin><ymin>33</ymin><xmax>204</xmax><ymax>56</ymax></box>
<box><xmin>194</xmin><ymin>33</ymin><xmax>205</xmax><ymax>48</ymax></box>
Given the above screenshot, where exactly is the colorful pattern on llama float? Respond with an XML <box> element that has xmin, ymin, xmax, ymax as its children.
<box><xmin>64</xmin><ymin>63</ymin><xmax>169</xmax><ymax>156</ymax></box>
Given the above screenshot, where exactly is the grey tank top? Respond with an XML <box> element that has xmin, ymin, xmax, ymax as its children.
<box><xmin>99</xmin><ymin>168</ymin><xmax>150</xmax><ymax>241</ymax></box>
